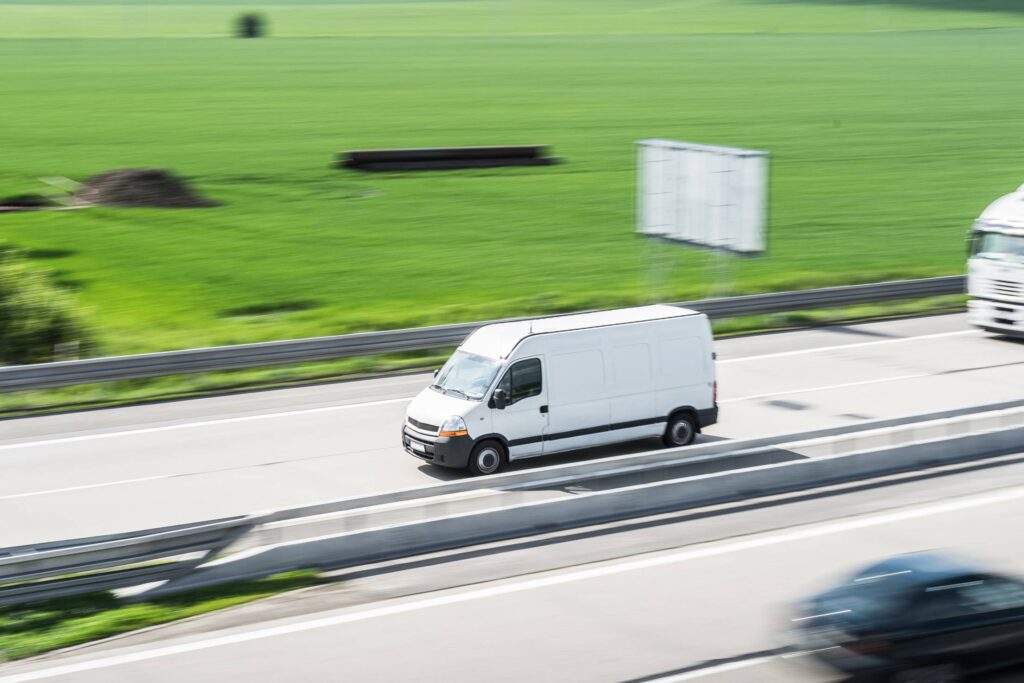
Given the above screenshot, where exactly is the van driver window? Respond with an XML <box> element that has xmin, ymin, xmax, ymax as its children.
<box><xmin>497</xmin><ymin>358</ymin><xmax>542</xmax><ymax>404</ymax></box>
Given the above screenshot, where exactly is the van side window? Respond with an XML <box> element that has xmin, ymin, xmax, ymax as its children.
<box><xmin>497</xmin><ymin>358</ymin><xmax>543</xmax><ymax>405</ymax></box>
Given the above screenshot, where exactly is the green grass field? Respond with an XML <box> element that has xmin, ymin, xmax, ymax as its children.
<box><xmin>2</xmin><ymin>0</ymin><xmax>1023</xmax><ymax>356</ymax></box>
<box><xmin>0</xmin><ymin>571</ymin><xmax>320</xmax><ymax>659</ymax></box>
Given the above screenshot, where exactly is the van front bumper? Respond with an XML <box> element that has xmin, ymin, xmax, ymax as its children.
<box><xmin>402</xmin><ymin>426</ymin><xmax>474</xmax><ymax>469</ymax></box>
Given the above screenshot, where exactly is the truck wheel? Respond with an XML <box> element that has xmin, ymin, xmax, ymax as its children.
<box><xmin>467</xmin><ymin>440</ymin><xmax>506</xmax><ymax>476</ymax></box>
<box><xmin>662</xmin><ymin>413</ymin><xmax>697</xmax><ymax>448</ymax></box>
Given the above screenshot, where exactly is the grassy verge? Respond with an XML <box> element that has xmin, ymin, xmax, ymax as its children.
<box><xmin>0</xmin><ymin>297</ymin><xmax>966</xmax><ymax>418</ymax></box>
<box><xmin>710</xmin><ymin>295</ymin><xmax>967</xmax><ymax>337</ymax></box>
<box><xmin>0</xmin><ymin>571</ymin><xmax>321</xmax><ymax>661</ymax></box>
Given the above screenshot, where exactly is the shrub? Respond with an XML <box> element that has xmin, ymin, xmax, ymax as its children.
<box><xmin>236</xmin><ymin>13</ymin><xmax>266</xmax><ymax>39</ymax></box>
<box><xmin>0</xmin><ymin>245</ymin><xmax>94</xmax><ymax>365</ymax></box>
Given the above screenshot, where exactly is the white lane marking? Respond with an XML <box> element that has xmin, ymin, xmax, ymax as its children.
<box><xmin>717</xmin><ymin>329</ymin><xmax>978</xmax><ymax>364</ymax></box>
<box><xmin>6</xmin><ymin>484</ymin><xmax>1024</xmax><ymax>683</ymax></box>
<box><xmin>0</xmin><ymin>397</ymin><xmax>412</xmax><ymax>452</ymax></box>
<box><xmin>0</xmin><ymin>475</ymin><xmax>170</xmax><ymax>501</ymax></box>
<box><xmin>720</xmin><ymin>372</ymin><xmax>927</xmax><ymax>403</ymax></box>
<box><xmin>0</xmin><ymin>367</ymin><xmax>943</xmax><ymax>499</ymax></box>
<box><xmin>641</xmin><ymin>656</ymin><xmax>776</xmax><ymax>682</ymax></box>
<box><xmin>0</xmin><ymin>444</ymin><xmax>391</xmax><ymax>502</ymax></box>
<box><xmin>0</xmin><ymin>328</ymin><xmax>978</xmax><ymax>453</ymax></box>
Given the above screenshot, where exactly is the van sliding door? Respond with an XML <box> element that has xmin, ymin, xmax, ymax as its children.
<box><xmin>543</xmin><ymin>349</ymin><xmax>610</xmax><ymax>454</ymax></box>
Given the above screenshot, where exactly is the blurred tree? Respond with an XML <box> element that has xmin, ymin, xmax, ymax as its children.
<box><xmin>0</xmin><ymin>246</ymin><xmax>94</xmax><ymax>364</ymax></box>
<box><xmin>236</xmin><ymin>13</ymin><xmax>266</xmax><ymax>39</ymax></box>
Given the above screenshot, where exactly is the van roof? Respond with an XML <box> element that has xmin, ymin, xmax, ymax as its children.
<box><xmin>460</xmin><ymin>304</ymin><xmax>700</xmax><ymax>359</ymax></box>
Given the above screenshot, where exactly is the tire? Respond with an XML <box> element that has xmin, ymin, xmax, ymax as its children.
<box><xmin>890</xmin><ymin>663</ymin><xmax>963</xmax><ymax>683</ymax></box>
<box><xmin>467</xmin><ymin>440</ymin><xmax>506</xmax><ymax>476</ymax></box>
<box><xmin>662</xmin><ymin>412</ymin><xmax>697</xmax><ymax>448</ymax></box>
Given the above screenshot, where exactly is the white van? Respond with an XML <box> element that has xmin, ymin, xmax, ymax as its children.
<box><xmin>402</xmin><ymin>305</ymin><xmax>718</xmax><ymax>475</ymax></box>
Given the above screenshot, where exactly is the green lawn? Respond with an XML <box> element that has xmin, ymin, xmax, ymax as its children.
<box><xmin>1</xmin><ymin>0</ymin><xmax>1023</xmax><ymax>356</ymax></box>
<box><xmin>0</xmin><ymin>571</ymin><xmax>321</xmax><ymax>660</ymax></box>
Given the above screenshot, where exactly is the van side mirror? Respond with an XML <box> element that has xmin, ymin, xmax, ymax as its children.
<box><xmin>433</xmin><ymin>368</ymin><xmax>439</xmax><ymax>378</ymax></box>
<box><xmin>492</xmin><ymin>389</ymin><xmax>508</xmax><ymax>410</ymax></box>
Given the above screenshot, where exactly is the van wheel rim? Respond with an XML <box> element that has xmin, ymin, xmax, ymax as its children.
<box><xmin>477</xmin><ymin>447</ymin><xmax>500</xmax><ymax>473</ymax></box>
<box><xmin>671</xmin><ymin>421</ymin><xmax>693</xmax><ymax>445</ymax></box>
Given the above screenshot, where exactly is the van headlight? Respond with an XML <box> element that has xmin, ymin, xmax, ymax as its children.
<box><xmin>439</xmin><ymin>416</ymin><xmax>469</xmax><ymax>438</ymax></box>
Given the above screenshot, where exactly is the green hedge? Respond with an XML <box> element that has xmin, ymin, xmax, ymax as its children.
<box><xmin>0</xmin><ymin>245</ymin><xmax>94</xmax><ymax>365</ymax></box>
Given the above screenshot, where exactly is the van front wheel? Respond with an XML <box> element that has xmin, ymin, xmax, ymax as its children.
<box><xmin>468</xmin><ymin>440</ymin><xmax>506</xmax><ymax>476</ymax></box>
<box><xmin>662</xmin><ymin>413</ymin><xmax>697</xmax><ymax>448</ymax></box>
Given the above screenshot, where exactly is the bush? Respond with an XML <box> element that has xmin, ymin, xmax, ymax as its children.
<box><xmin>236</xmin><ymin>13</ymin><xmax>266</xmax><ymax>39</ymax></box>
<box><xmin>0</xmin><ymin>246</ymin><xmax>94</xmax><ymax>365</ymax></box>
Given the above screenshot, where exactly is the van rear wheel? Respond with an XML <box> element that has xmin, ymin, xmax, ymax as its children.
<box><xmin>662</xmin><ymin>413</ymin><xmax>697</xmax><ymax>448</ymax></box>
<box><xmin>467</xmin><ymin>440</ymin><xmax>506</xmax><ymax>476</ymax></box>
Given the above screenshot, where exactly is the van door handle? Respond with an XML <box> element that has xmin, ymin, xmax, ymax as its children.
<box><xmin>540</xmin><ymin>405</ymin><xmax>549</xmax><ymax>414</ymax></box>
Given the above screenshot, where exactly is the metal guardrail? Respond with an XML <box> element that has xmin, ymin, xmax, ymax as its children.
<box><xmin>0</xmin><ymin>276</ymin><xmax>965</xmax><ymax>392</ymax></box>
<box><xmin>0</xmin><ymin>517</ymin><xmax>255</xmax><ymax>606</ymax></box>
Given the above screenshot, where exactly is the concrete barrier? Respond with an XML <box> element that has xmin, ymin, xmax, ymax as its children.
<box><xmin>151</xmin><ymin>414</ymin><xmax>1024</xmax><ymax>596</ymax></box>
<box><xmin>260</xmin><ymin>399</ymin><xmax>1024</xmax><ymax>525</ymax></box>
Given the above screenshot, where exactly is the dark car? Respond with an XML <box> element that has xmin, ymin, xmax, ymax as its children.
<box><xmin>789</xmin><ymin>552</ymin><xmax>1024</xmax><ymax>682</ymax></box>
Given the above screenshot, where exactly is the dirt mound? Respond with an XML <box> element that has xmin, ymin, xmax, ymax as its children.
<box><xmin>0</xmin><ymin>193</ymin><xmax>58</xmax><ymax>212</ymax></box>
<box><xmin>75</xmin><ymin>168</ymin><xmax>218</xmax><ymax>208</ymax></box>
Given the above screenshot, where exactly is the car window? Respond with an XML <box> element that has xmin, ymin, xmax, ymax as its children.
<box><xmin>961</xmin><ymin>578</ymin><xmax>1024</xmax><ymax>612</ymax></box>
<box><xmin>913</xmin><ymin>577</ymin><xmax>1024</xmax><ymax>622</ymax></box>
<box><xmin>497</xmin><ymin>358</ymin><xmax>542</xmax><ymax>405</ymax></box>
<box><xmin>912</xmin><ymin>587</ymin><xmax>973</xmax><ymax>622</ymax></box>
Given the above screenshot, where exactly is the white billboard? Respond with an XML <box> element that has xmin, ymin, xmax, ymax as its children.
<box><xmin>637</xmin><ymin>139</ymin><xmax>769</xmax><ymax>255</ymax></box>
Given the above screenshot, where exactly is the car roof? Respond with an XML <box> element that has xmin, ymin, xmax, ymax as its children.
<box><xmin>459</xmin><ymin>305</ymin><xmax>700</xmax><ymax>360</ymax></box>
<box><xmin>850</xmin><ymin>552</ymin><xmax>984</xmax><ymax>588</ymax></box>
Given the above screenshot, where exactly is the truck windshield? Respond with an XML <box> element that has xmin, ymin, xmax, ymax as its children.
<box><xmin>973</xmin><ymin>232</ymin><xmax>1024</xmax><ymax>263</ymax></box>
<box><xmin>431</xmin><ymin>351</ymin><xmax>502</xmax><ymax>401</ymax></box>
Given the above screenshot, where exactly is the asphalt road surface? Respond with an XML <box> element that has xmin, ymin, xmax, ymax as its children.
<box><xmin>1</xmin><ymin>314</ymin><xmax>1022</xmax><ymax>546</ymax></box>
<box><xmin>4</xmin><ymin>449</ymin><xmax>1024</xmax><ymax>682</ymax></box>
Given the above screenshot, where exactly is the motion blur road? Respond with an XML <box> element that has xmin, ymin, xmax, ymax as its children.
<box><xmin>1</xmin><ymin>314</ymin><xmax>1022</xmax><ymax>546</ymax></box>
<box><xmin>3</xmin><ymin>447</ymin><xmax>1023</xmax><ymax>682</ymax></box>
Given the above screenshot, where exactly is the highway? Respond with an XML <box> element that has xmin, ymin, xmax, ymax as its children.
<box><xmin>1</xmin><ymin>313</ymin><xmax>1022</xmax><ymax>546</ymax></box>
<box><xmin>4</xmin><ymin>448</ymin><xmax>1024</xmax><ymax>682</ymax></box>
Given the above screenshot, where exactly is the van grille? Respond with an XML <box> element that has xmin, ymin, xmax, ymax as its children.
<box><xmin>981</xmin><ymin>279</ymin><xmax>1023</xmax><ymax>300</ymax></box>
<box><xmin>407</xmin><ymin>417</ymin><xmax>439</xmax><ymax>433</ymax></box>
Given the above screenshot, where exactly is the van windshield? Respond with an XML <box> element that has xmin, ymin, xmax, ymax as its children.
<box><xmin>431</xmin><ymin>351</ymin><xmax>502</xmax><ymax>401</ymax></box>
<box><xmin>973</xmin><ymin>232</ymin><xmax>1024</xmax><ymax>263</ymax></box>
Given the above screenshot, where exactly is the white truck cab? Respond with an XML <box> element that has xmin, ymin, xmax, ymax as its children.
<box><xmin>402</xmin><ymin>305</ymin><xmax>718</xmax><ymax>475</ymax></box>
<box><xmin>968</xmin><ymin>184</ymin><xmax>1024</xmax><ymax>337</ymax></box>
